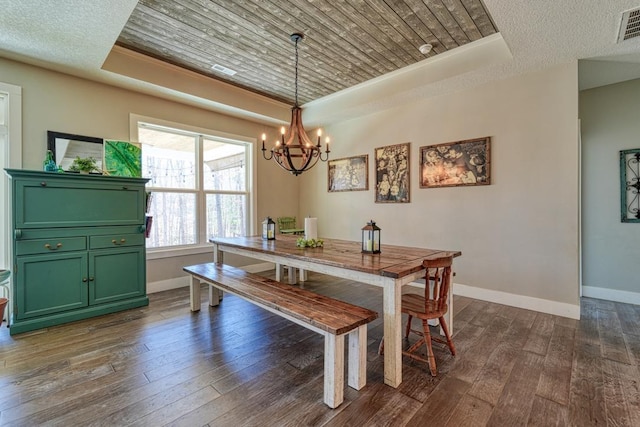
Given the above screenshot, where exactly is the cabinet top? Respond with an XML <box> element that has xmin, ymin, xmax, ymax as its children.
<box><xmin>4</xmin><ymin>169</ymin><xmax>150</xmax><ymax>184</ymax></box>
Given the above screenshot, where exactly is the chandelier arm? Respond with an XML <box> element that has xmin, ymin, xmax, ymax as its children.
<box><xmin>261</xmin><ymin>148</ymin><xmax>274</xmax><ymax>161</ymax></box>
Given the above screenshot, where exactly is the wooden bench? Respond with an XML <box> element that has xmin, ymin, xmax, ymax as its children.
<box><xmin>183</xmin><ymin>263</ymin><xmax>378</xmax><ymax>409</ymax></box>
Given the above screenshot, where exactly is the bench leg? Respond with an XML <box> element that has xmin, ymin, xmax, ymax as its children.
<box><xmin>324</xmin><ymin>333</ymin><xmax>345</xmax><ymax>409</ymax></box>
<box><xmin>208</xmin><ymin>284</ymin><xmax>221</xmax><ymax>307</ymax></box>
<box><xmin>348</xmin><ymin>325</ymin><xmax>367</xmax><ymax>390</ymax></box>
<box><xmin>189</xmin><ymin>276</ymin><xmax>201</xmax><ymax>312</ymax></box>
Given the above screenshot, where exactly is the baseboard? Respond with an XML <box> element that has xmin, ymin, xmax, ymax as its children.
<box><xmin>449</xmin><ymin>282</ymin><xmax>580</xmax><ymax>319</ymax></box>
<box><xmin>147</xmin><ymin>262</ymin><xmax>275</xmax><ymax>294</ymax></box>
<box><xmin>147</xmin><ymin>276</ymin><xmax>191</xmax><ymax>293</ymax></box>
<box><xmin>582</xmin><ymin>286</ymin><xmax>640</xmax><ymax>306</ymax></box>
<box><xmin>152</xmin><ymin>263</ymin><xmax>584</xmax><ymax>319</ymax></box>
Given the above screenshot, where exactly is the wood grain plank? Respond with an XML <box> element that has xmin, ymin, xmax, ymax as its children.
<box><xmin>601</xmin><ymin>359</ymin><xmax>638</xmax><ymax>427</ymax></box>
<box><xmin>527</xmin><ymin>395</ymin><xmax>569</xmax><ymax>426</ymax></box>
<box><xmin>405</xmin><ymin>376</ymin><xmax>472</xmax><ymax>426</ymax></box>
<box><xmin>445</xmin><ymin>393</ymin><xmax>493</xmax><ymax>426</ymax></box>
<box><xmin>466</xmin><ymin>311</ymin><xmax>534</xmax><ymax>405</ymax></box>
<box><xmin>523</xmin><ymin>312</ymin><xmax>554</xmax><ymax>355</ymax></box>
<box><xmin>442</xmin><ymin>0</ymin><xmax>483</xmax><ymax>40</ymax></box>
<box><xmin>460</xmin><ymin>0</ymin><xmax>497</xmax><ymax>36</ymax></box>
<box><xmin>568</xmin><ymin>341</ymin><xmax>606</xmax><ymax>426</ymax></box>
<box><xmin>486</xmin><ymin>351</ymin><xmax>545</xmax><ymax>426</ymax></box>
<box><xmin>536</xmin><ymin>323</ymin><xmax>576</xmax><ymax>406</ymax></box>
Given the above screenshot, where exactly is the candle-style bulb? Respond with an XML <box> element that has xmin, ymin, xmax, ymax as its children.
<box><xmin>280</xmin><ymin>126</ymin><xmax>286</xmax><ymax>135</ymax></box>
<box><xmin>317</xmin><ymin>129</ymin><xmax>322</xmax><ymax>137</ymax></box>
<box><xmin>261</xmin><ymin>133</ymin><xmax>266</xmax><ymax>142</ymax></box>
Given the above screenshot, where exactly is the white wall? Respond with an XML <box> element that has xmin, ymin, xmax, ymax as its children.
<box><xmin>580</xmin><ymin>78</ymin><xmax>640</xmax><ymax>305</ymax></box>
<box><xmin>299</xmin><ymin>62</ymin><xmax>581</xmax><ymax>318</ymax></box>
<box><xmin>0</xmin><ymin>57</ymin><xmax>299</xmax><ymax>289</ymax></box>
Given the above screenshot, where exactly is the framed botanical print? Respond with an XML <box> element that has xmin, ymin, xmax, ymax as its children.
<box><xmin>419</xmin><ymin>137</ymin><xmax>491</xmax><ymax>188</ymax></box>
<box><xmin>328</xmin><ymin>155</ymin><xmax>368</xmax><ymax>192</ymax></box>
<box><xmin>374</xmin><ymin>142</ymin><xmax>410</xmax><ymax>203</ymax></box>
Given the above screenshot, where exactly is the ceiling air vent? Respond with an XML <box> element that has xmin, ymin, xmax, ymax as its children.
<box><xmin>618</xmin><ymin>7</ymin><xmax>640</xmax><ymax>42</ymax></box>
<box><xmin>211</xmin><ymin>64</ymin><xmax>237</xmax><ymax>76</ymax></box>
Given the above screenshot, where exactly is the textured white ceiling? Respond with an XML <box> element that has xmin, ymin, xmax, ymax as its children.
<box><xmin>1</xmin><ymin>0</ymin><xmax>640</xmax><ymax>125</ymax></box>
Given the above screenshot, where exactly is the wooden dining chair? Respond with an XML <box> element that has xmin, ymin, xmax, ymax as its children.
<box><xmin>401</xmin><ymin>255</ymin><xmax>456</xmax><ymax>376</ymax></box>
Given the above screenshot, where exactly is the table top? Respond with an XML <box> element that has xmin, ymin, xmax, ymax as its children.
<box><xmin>210</xmin><ymin>235</ymin><xmax>461</xmax><ymax>279</ymax></box>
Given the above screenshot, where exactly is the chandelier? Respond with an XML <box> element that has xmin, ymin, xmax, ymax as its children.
<box><xmin>261</xmin><ymin>33</ymin><xmax>330</xmax><ymax>176</ymax></box>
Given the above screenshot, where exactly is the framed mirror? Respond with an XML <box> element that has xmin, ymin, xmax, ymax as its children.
<box><xmin>47</xmin><ymin>131</ymin><xmax>104</xmax><ymax>172</ymax></box>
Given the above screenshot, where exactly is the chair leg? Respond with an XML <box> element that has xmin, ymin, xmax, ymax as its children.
<box><xmin>422</xmin><ymin>320</ymin><xmax>437</xmax><ymax>377</ymax></box>
<box><xmin>378</xmin><ymin>338</ymin><xmax>384</xmax><ymax>356</ymax></box>
<box><xmin>405</xmin><ymin>314</ymin><xmax>413</xmax><ymax>339</ymax></box>
<box><xmin>439</xmin><ymin>316</ymin><xmax>456</xmax><ymax>356</ymax></box>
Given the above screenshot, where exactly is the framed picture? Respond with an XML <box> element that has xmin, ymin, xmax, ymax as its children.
<box><xmin>328</xmin><ymin>155</ymin><xmax>369</xmax><ymax>192</ymax></box>
<box><xmin>374</xmin><ymin>142</ymin><xmax>410</xmax><ymax>203</ymax></box>
<box><xmin>419</xmin><ymin>137</ymin><xmax>491</xmax><ymax>188</ymax></box>
<box><xmin>104</xmin><ymin>140</ymin><xmax>142</xmax><ymax>177</ymax></box>
<box><xmin>47</xmin><ymin>131</ymin><xmax>104</xmax><ymax>172</ymax></box>
<box><xmin>620</xmin><ymin>148</ymin><xmax>640</xmax><ymax>223</ymax></box>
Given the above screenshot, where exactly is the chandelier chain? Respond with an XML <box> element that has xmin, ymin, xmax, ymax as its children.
<box><xmin>294</xmin><ymin>36</ymin><xmax>299</xmax><ymax>107</ymax></box>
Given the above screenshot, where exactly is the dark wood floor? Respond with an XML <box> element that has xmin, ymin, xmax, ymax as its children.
<box><xmin>0</xmin><ymin>272</ymin><xmax>638</xmax><ymax>426</ymax></box>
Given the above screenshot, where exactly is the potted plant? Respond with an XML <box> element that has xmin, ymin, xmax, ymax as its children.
<box><xmin>69</xmin><ymin>156</ymin><xmax>100</xmax><ymax>174</ymax></box>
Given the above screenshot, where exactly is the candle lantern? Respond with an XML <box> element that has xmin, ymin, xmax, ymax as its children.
<box><xmin>262</xmin><ymin>217</ymin><xmax>276</xmax><ymax>240</ymax></box>
<box><xmin>361</xmin><ymin>220</ymin><xmax>381</xmax><ymax>254</ymax></box>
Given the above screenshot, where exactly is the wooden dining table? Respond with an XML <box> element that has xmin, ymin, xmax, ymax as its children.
<box><xmin>209</xmin><ymin>234</ymin><xmax>461</xmax><ymax>388</ymax></box>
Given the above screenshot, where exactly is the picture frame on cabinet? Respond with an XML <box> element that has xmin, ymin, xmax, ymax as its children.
<box><xmin>47</xmin><ymin>131</ymin><xmax>104</xmax><ymax>173</ymax></box>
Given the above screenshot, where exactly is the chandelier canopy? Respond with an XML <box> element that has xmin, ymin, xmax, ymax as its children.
<box><xmin>261</xmin><ymin>33</ymin><xmax>330</xmax><ymax>176</ymax></box>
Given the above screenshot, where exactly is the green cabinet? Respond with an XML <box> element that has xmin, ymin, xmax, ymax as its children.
<box><xmin>5</xmin><ymin>169</ymin><xmax>150</xmax><ymax>335</ymax></box>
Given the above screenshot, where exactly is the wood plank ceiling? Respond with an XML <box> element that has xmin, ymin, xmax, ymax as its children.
<box><xmin>116</xmin><ymin>0</ymin><xmax>498</xmax><ymax>105</ymax></box>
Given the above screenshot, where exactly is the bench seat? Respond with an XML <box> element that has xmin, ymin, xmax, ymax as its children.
<box><xmin>183</xmin><ymin>262</ymin><xmax>378</xmax><ymax>408</ymax></box>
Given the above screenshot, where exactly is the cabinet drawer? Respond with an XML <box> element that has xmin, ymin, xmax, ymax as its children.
<box><xmin>90</xmin><ymin>233</ymin><xmax>145</xmax><ymax>249</ymax></box>
<box><xmin>16</xmin><ymin>237</ymin><xmax>87</xmax><ymax>255</ymax></box>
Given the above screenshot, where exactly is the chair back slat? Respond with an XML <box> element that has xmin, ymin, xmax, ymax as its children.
<box><xmin>276</xmin><ymin>216</ymin><xmax>297</xmax><ymax>232</ymax></box>
<box><xmin>423</xmin><ymin>256</ymin><xmax>453</xmax><ymax>313</ymax></box>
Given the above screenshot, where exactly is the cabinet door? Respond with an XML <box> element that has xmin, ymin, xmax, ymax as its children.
<box><xmin>15</xmin><ymin>179</ymin><xmax>145</xmax><ymax>229</ymax></box>
<box><xmin>89</xmin><ymin>247</ymin><xmax>145</xmax><ymax>305</ymax></box>
<box><xmin>16</xmin><ymin>252</ymin><xmax>88</xmax><ymax>319</ymax></box>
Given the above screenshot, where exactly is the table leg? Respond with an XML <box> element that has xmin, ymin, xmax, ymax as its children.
<box><xmin>383</xmin><ymin>280</ymin><xmax>402</xmax><ymax>388</ymax></box>
<box><xmin>189</xmin><ymin>277</ymin><xmax>201</xmax><ymax>312</ymax></box>
<box><xmin>208</xmin><ymin>285</ymin><xmax>220</xmax><ymax>307</ymax></box>
<box><xmin>287</xmin><ymin>266</ymin><xmax>297</xmax><ymax>284</ymax></box>
<box><xmin>213</xmin><ymin>243</ymin><xmax>223</xmax><ymax>264</ymax></box>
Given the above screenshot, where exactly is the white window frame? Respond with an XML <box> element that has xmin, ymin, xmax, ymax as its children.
<box><xmin>0</xmin><ymin>82</ymin><xmax>22</xmax><ymax>270</ymax></box>
<box><xmin>129</xmin><ymin>113</ymin><xmax>257</xmax><ymax>259</ymax></box>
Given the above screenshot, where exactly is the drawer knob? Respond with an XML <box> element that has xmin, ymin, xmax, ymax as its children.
<box><xmin>44</xmin><ymin>243</ymin><xmax>63</xmax><ymax>250</ymax></box>
<box><xmin>82</xmin><ymin>277</ymin><xmax>88</xmax><ymax>282</ymax></box>
<box><xmin>89</xmin><ymin>277</ymin><xmax>95</xmax><ymax>282</ymax></box>
<box><xmin>112</xmin><ymin>238</ymin><xmax>126</xmax><ymax>245</ymax></box>
<box><xmin>40</xmin><ymin>181</ymin><xmax>47</xmax><ymax>187</ymax></box>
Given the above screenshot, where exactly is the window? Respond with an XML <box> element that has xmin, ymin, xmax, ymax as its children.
<box><xmin>0</xmin><ymin>82</ymin><xmax>22</xmax><ymax>269</ymax></box>
<box><xmin>135</xmin><ymin>117</ymin><xmax>254</xmax><ymax>250</ymax></box>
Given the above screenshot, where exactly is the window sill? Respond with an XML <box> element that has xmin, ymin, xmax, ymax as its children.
<box><xmin>146</xmin><ymin>244</ymin><xmax>213</xmax><ymax>260</ymax></box>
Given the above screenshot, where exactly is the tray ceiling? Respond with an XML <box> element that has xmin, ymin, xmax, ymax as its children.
<box><xmin>116</xmin><ymin>0</ymin><xmax>498</xmax><ymax>105</ymax></box>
